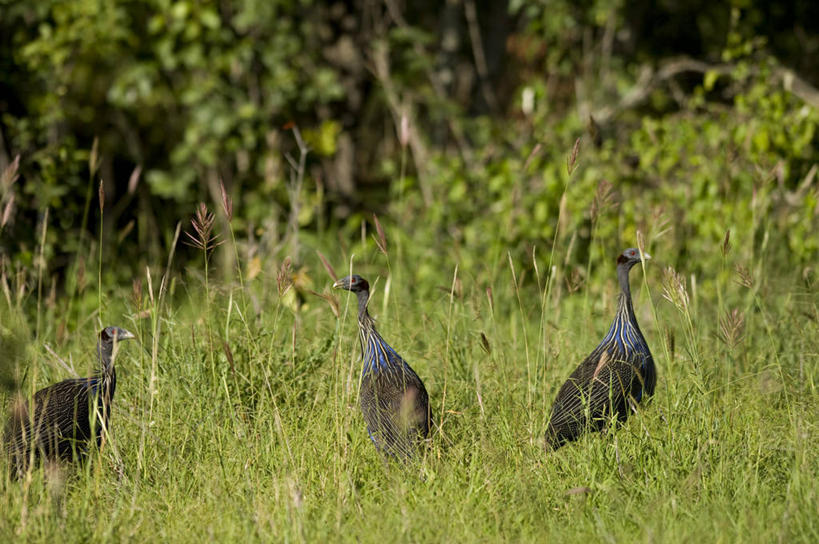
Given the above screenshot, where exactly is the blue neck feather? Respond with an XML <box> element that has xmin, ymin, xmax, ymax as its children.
<box><xmin>355</xmin><ymin>289</ymin><xmax>405</xmax><ymax>373</ymax></box>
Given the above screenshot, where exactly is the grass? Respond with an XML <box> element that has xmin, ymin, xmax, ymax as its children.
<box><xmin>0</xmin><ymin>207</ymin><xmax>817</xmax><ymax>542</ymax></box>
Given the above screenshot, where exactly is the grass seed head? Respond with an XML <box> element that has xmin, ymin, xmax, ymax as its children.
<box><xmin>1</xmin><ymin>154</ymin><xmax>20</xmax><ymax>189</ymax></box>
<box><xmin>2</xmin><ymin>193</ymin><xmax>15</xmax><ymax>228</ymax></box>
<box><xmin>479</xmin><ymin>332</ymin><xmax>491</xmax><ymax>354</ymax></box>
<box><xmin>636</xmin><ymin>230</ymin><xmax>647</xmax><ymax>259</ymax></box>
<box><xmin>89</xmin><ymin>137</ymin><xmax>100</xmax><ymax>176</ymax></box>
<box><xmin>721</xmin><ymin>230</ymin><xmax>731</xmax><ymax>257</ymax></box>
<box><xmin>590</xmin><ymin>179</ymin><xmax>616</xmax><ymax>222</ymax></box>
<box><xmin>373</xmin><ymin>213</ymin><xmax>388</xmax><ymax>257</ymax></box>
<box><xmin>734</xmin><ymin>264</ymin><xmax>754</xmax><ymax>288</ymax></box>
<box><xmin>399</xmin><ymin>113</ymin><xmax>410</xmax><ymax>148</ymax></box>
<box><xmin>132</xmin><ymin>278</ymin><xmax>143</xmax><ymax>308</ymax></box>
<box><xmin>277</xmin><ymin>257</ymin><xmax>293</xmax><ymax>297</ymax></box>
<box><xmin>719</xmin><ymin>308</ymin><xmax>745</xmax><ymax>349</ymax></box>
<box><xmin>566</xmin><ymin>267</ymin><xmax>584</xmax><ymax>294</ymax></box>
<box><xmin>184</xmin><ymin>203</ymin><xmax>222</xmax><ymax>252</ymax></box>
<box><xmin>219</xmin><ymin>179</ymin><xmax>233</xmax><ymax>222</ymax></box>
<box><xmin>661</xmin><ymin>266</ymin><xmax>690</xmax><ymax>313</ymax></box>
<box><xmin>485</xmin><ymin>286</ymin><xmax>494</xmax><ymax>314</ymax></box>
<box><xmin>127</xmin><ymin>165</ymin><xmax>142</xmax><ymax>195</ymax></box>
<box><xmin>567</xmin><ymin>137</ymin><xmax>581</xmax><ymax>176</ymax></box>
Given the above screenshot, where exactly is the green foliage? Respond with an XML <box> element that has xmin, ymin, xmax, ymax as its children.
<box><xmin>0</xmin><ymin>228</ymin><xmax>817</xmax><ymax>541</ymax></box>
<box><xmin>388</xmin><ymin>44</ymin><xmax>818</xmax><ymax>293</ymax></box>
<box><xmin>1</xmin><ymin>0</ymin><xmax>817</xmax><ymax>288</ymax></box>
<box><xmin>2</xmin><ymin>0</ymin><xmax>347</xmax><ymax>276</ymax></box>
<box><xmin>0</xmin><ymin>304</ymin><xmax>30</xmax><ymax>392</ymax></box>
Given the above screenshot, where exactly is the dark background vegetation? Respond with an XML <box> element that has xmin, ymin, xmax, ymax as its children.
<box><xmin>0</xmin><ymin>0</ymin><xmax>817</xmax><ymax>308</ymax></box>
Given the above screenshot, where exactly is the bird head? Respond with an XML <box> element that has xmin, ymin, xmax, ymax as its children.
<box><xmin>616</xmin><ymin>247</ymin><xmax>651</xmax><ymax>268</ymax></box>
<box><xmin>99</xmin><ymin>326</ymin><xmax>136</xmax><ymax>345</ymax></box>
<box><xmin>333</xmin><ymin>274</ymin><xmax>370</xmax><ymax>293</ymax></box>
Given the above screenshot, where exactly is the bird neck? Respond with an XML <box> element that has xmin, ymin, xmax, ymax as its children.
<box><xmin>355</xmin><ymin>289</ymin><xmax>372</xmax><ymax>324</ymax></box>
<box><xmin>354</xmin><ymin>290</ymin><xmax>396</xmax><ymax>371</ymax></box>
<box><xmin>599</xmin><ymin>270</ymin><xmax>642</xmax><ymax>351</ymax></box>
<box><xmin>614</xmin><ymin>292</ymin><xmax>634</xmax><ymax>327</ymax></box>
<box><xmin>617</xmin><ymin>263</ymin><xmax>633</xmax><ymax>300</ymax></box>
<box><xmin>616</xmin><ymin>263</ymin><xmax>638</xmax><ymax>326</ymax></box>
<box><xmin>96</xmin><ymin>341</ymin><xmax>117</xmax><ymax>376</ymax></box>
<box><xmin>355</xmin><ymin>289</ymin><xmax>374</xmax><ymax>350</ymax></box>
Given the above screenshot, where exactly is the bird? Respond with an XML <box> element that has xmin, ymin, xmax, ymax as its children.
<box><xmin>545</xmin><ymin>248</ymin><xmax>656</xmax><ymax>450</ymax></box>
<box><xmin>333</xmin><ymin>274</ymin><xmax>430</xmax><ymax>459</ymax></box>
<box><xmin>3</xmin><ymin>326</ymin><xmax>135</xmax><ymax>475</ymax></box>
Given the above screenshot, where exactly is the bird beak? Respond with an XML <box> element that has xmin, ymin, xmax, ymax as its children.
<box><xmin>641</xmin><ymin>252</ymin><xmax>652</xmax><ymax>261</ymax></box>
<box><xmin>332</xmin><ymin>280</ymin><xmax>342</xmax><ymax>289</ymax></box>
<box><xmin>118</xmin><ymin>329</ymin><xmax>136</xmax><ymax>340</ymax></box>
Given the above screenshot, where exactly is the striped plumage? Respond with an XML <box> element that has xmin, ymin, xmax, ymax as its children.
<box><xmin>4</xmin><ymin>326</ymin><xmax>135</xmax><ymax>475</ymax></box>
<box><xmin>545</xmin><ymin>248</ymin><xmax>656</xmax><ymax>450</ymax></box>
<box><xmin>334</xmin><ymin>275</ymin><xmax>430</xmax><ymax>459</ymax></box>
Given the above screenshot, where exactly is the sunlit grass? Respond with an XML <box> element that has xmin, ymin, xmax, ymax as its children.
<box><xmin>1</xmin><ymin>212</ymin><xmax>817</xmax><ymax>542</ymax></box>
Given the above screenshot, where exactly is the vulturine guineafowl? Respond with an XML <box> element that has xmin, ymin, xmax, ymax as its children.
<box><xmin>545</xmin><ymin>248</ymin><xmax>656</xmax><ymax>450</ymax></box>
<box><xmin>334</xmin><ymin>275</ymin><xmax>430</xmax><ymax>459</ymax></box>
<box><xmin>4</xmin><ymin>326</ymin><xmax>135</xmax><ymax>475</ymax></box>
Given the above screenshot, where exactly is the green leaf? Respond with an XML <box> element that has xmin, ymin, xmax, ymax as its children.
<box><xmin>704</xmin><ymin>70</ymin><xmax>719</xmax><ymax>91</ymax></box>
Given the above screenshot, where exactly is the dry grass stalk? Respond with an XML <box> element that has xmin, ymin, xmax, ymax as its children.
<box><xmin>399</xmin><ymin>113</ymin><xmax>410</xmax><ymax>148</ymax></box>
<box><xmin>647</xmin><ymin>206</ymin><xmax>671</xmax><ymax>242</ymax></box>
<box><xmin>485</xmin><ymin>286</ymin><xmax>494</xmax><ymax>315</ymax></box>
<box><xmin>522</xmin><ymin>143</ymin><xmax>542</xmax><ymax>171</ymax></box>
<box><xmin>0</xmin><ymin>258</ymin><xmax>10</xmax><ymax>306</ymax></box>
<box><xmin>1</xmin><ymin>154</ymin><xmax>20</xmax><ymax>188</ymax></box>
<box><xmin>277</xmin><ymin>257</ymin><xmax>293</xmax><ymax>297</ymax></box>
<box><xmin>222</xmin><ymin>340</ymin><xmax>236</xmax><ymax>377</ymax></box>
<box><xmin>310</xmin><ymin>290</ymin><xmax>340</xmax><ymax>318</ymax></box>
<box><xmin>316</xmin><ymin>250</ymin><xmax>338</xmax><ymax>282</ymax></box>
<box><xmin>372</xmin><ymin>213</ymin><xmax>388</xmax><ymax>256</ymax></box>
<box><xmin>1</xmin><ymin>154</ymin><xmax>20</xmax><ymax>229</ymax></box>
<box><xmin>219</xmin><ymin>179</ymin><xmax>233</xmax><ymax>222</ymax></box>
<box><xmin>636</xmin><ymin>230</ymin><xmax>647</xmax><ymax>258</ymax></box>
<box><xmin>127</xmin><ymin>165</ymin><xmax>142</xmax><ymax>195</ymax></box>
<box><xmin>721</xmin><ymin>230</ymin><xmax>731</xmax><ymax>257</ymax></box>
<box><xmin>450</xmin><ymin>276</ymin><xmax>463</xmax><ymax>299</ymax></box>
<box><xmin>479</xmin><ymin>332</ymin><xmax>491</xmax><ymax>355</ymax></box>
<box><xmin>666</xmin><ymin>328</ymin><xmax>676</xmax><ymax>361</ymax></box>
<box><xmin>47</xmin><ymin>277</ymin><xmax>56</xmax><ymax>309</ymax></box>
<box><xmin>590</xmin><ymin>179</ymin><xmax>616</xmax><ymax>221</ymax></box>
<box><xmin>2</xmin><ymin>193</ymin><xmax>15</xmax><ymax>228</ymax></box>
<box><xmin>145</xmin><ymin>265</ymin><xmax>155</xmax><ymax>306</ymax></box>
<box><xmin>132</xmin><ymin>278</ymin><xmax>143</xmax><ymax>308</ymax></box>
<box><xmin>566</xmin><ymin>137</ymin><xmax>581</xmax><ymax>176</ymax></box>
<box><xmin>89</xmin><ymin>137</ymin><xmax>100</xmax><ymax>176</ymax></box>
<box><xmin>566</xmin><ymin>267</ymin><xmax>584</xmax><ymax>294</ymax></box>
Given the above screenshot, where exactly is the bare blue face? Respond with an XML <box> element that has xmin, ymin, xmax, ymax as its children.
<box><xmin>616</xmin><ymin>247</ymin><xmax>651</xmax><ymax>267</ymax></box>
<box><xmin>333</xmin><ymin>274</ymin><xmax>370</xmax><ymax>292</ymax></box>
<box><xmin>100</xmin><ymin>326</ymin><xmax>136</xmax><ymax>344</ymax></box>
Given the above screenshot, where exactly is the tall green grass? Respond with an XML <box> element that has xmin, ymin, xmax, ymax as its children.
<box><xmin>1</xmin><ymin>195</ymin><xmax>817</xmax><ymax>542</ymax></box>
